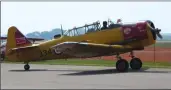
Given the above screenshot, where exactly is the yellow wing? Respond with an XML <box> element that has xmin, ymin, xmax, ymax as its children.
<box><xmin>51</xmin><ymin>42</ymin><xmax>143</xmax><ymax>58</ymax></box>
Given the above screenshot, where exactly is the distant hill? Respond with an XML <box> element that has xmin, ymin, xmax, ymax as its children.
<box><xmin>26</xmin><ymin>28</ymin><xmax>66</xmax><ymax>40</ymax></box>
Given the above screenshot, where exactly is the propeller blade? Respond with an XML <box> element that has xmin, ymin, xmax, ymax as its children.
<box><xmin>154</xmin><ymin>28</ymin><xmax>163</xmax><ymax>39</ymax></box>
<box><xmin>156</xmin><ymin>33</ymin><xmax>163</xmax><ymax>39</ymax></box>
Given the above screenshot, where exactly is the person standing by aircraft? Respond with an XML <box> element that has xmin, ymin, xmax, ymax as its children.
<box><xmin>1</xmin><ymin>51</ymin><xmax>5</xmax><ymax>61</ymax></box>
<box><xmin>0</xmin><ymin>42</ymin><xmax>6</xmax><ymax>61</ymax></box>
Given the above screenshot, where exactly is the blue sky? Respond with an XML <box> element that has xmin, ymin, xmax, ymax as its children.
<box><xmin>1</xmin><ymin>2</ymin><xmax>171</xmax><ymax>35</ymax></box>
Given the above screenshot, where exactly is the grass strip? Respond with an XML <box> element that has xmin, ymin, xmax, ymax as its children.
<box><xmin>3</xmin><ymin>59</ymin><xmax>171</xmax><ymax>68</ymax></box>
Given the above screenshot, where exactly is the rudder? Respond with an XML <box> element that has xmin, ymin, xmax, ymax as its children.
<box><xmin>6</xmin><ymin>26</ymin><xmax>32</xmax><ymax>53</ymax></box>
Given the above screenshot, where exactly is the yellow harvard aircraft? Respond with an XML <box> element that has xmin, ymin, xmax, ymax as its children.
<box><xmin>5</xmin><ymin>19</ymin><xmax>162</xmax><ymax>72</ymax></box>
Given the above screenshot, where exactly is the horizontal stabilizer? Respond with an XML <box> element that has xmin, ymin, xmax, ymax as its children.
<box><xmin>6</xmin><ymin>45</ymin><xmax>38</xmax><ymax>55</ymax></box>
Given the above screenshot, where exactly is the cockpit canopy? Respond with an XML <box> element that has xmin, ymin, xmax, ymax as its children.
<box><xmin>63</xmin><ymin>21</ymin><xmax>101</xmax><ymax>37</ymax></box>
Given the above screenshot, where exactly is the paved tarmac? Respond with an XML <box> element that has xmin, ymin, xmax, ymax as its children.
<box><xmin>1</xmin><ymin>63</ymin><xmax>171</xmax><ymax>89</ymax></box>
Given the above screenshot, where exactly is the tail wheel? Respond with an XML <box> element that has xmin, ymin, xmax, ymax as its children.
<box><xmin>24</xmin><ymin>64</ymin><xmax>30</xmax><ymax>71</ymax></box>
<box><xmin>116</xmin><ymin>59</ymin><xmax>129</xmax><ymax>72</ymax></box>
<box><xmin>130</xmin><ymin>58</ymin><xmax>142</xmax><ymax>70</ymax></box>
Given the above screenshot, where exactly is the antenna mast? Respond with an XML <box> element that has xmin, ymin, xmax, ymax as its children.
<box><xmin>61</xmin><ymin>24</ymin><xmax>64</xmax><ymax>35</ymax></box>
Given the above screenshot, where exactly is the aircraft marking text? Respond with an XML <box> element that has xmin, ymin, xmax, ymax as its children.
<box><xmin>40</xmin><ymin>48</ymin><xmax>52</xmax><ymax>57</ymax></box>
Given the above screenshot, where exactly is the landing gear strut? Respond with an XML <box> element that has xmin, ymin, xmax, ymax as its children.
<box><xmin>115</xmin><ymin>53</ymin><xmax>129</xmax><ymax>72</ymax></box>
<box><xmin>24</xmin><ymin>63</ymin><xmax>30</xmax><ymax>71</ymax></box>
<box><xmin>129</xmin><ymin>52</ymin><xmax>142</xmax><ymax>70</ymax></box>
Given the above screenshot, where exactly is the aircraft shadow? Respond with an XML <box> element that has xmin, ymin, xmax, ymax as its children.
<box><xmin>9</xmin><ymin>69</ymin><xmax>83</xmax><ymax>72</ymax></box>
<box><xmin>61</xmin><ymin>67</ymin><xmax>171</xmax><ymax>76</ymax></box>
<box><xmin>8</xmin><ymin>68</ymin><xmax>148</xmax><ymax>72</ymax></box>
<box><xmin>9</xmin><ymin>67</ymin><xmax>171</xmax><ymax>76</ymax></box>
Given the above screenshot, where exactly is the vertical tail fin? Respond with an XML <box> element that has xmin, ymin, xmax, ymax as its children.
<box><xmin>6</xmin><ymin>26</ymin><xmax>32</xmax><ymax>52</ymax></box>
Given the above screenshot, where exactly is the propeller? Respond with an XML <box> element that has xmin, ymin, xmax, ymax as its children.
<box><xmin>146</xmin><ymin>20</ymin><xmax>163</xmax><ymax>40</ymax></box>
<box><xmin>153</xmin><ymin>28</ymin><xmax>163</xmax><ymax>39</ymax></box>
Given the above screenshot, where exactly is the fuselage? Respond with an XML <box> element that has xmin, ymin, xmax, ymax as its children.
<box><xmin>6</xmin><ymin>22</ymin><xmax>156</xmax><ymax>62</ymax></box>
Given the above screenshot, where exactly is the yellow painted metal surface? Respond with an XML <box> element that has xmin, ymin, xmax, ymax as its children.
<box><xmin>6</xmin><ymin>23</ymin><xmax>155</xmax><ymax>62</ymax></box>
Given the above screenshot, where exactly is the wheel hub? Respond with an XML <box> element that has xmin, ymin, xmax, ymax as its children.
<box><xmin>118</xmin><ymin>62</ymin><xmax>125</xmax><ymax>70</ymax></box>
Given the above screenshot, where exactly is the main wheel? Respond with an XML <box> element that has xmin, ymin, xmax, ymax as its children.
<box><xmin>116</xmin><ymin>59</ymin><xmax>129</xmax><ymax>72</ymax></box>
<box><xmin>24</xmin><ymin>64</ymin><xmax>30</xmax><ymax>71</ymax></box>
<box><xmin>130</xmin><ymin>58</ymin><xmax>142</xmax><ymax>70</ymax></box>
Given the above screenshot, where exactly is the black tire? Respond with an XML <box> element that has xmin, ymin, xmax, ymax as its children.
<box><xmin>130</xmin><ymin>58</ymin><xmax>142</xmax><ymax>70</ymax></box>
<box><xmin>116</xmin><ymin>59</ymin><xmax>129</xmax><ymax>72</ymax></box>
<box><xmin>24</xmin><ymin>64</ymin><xmax>30</xmax><ymax>71</ymax></box>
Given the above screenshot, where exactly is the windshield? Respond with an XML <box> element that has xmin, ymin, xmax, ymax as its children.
<box><xmin>64</xmin><ymin>21</ymin><xmax>101</xmax><ymax>37</ymax></box>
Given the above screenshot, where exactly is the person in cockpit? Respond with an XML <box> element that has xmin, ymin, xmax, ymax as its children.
<box><xmin>101</xmin><ymin>21</ymin><xmax>108</xmax><ymax>30</ymax></box>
